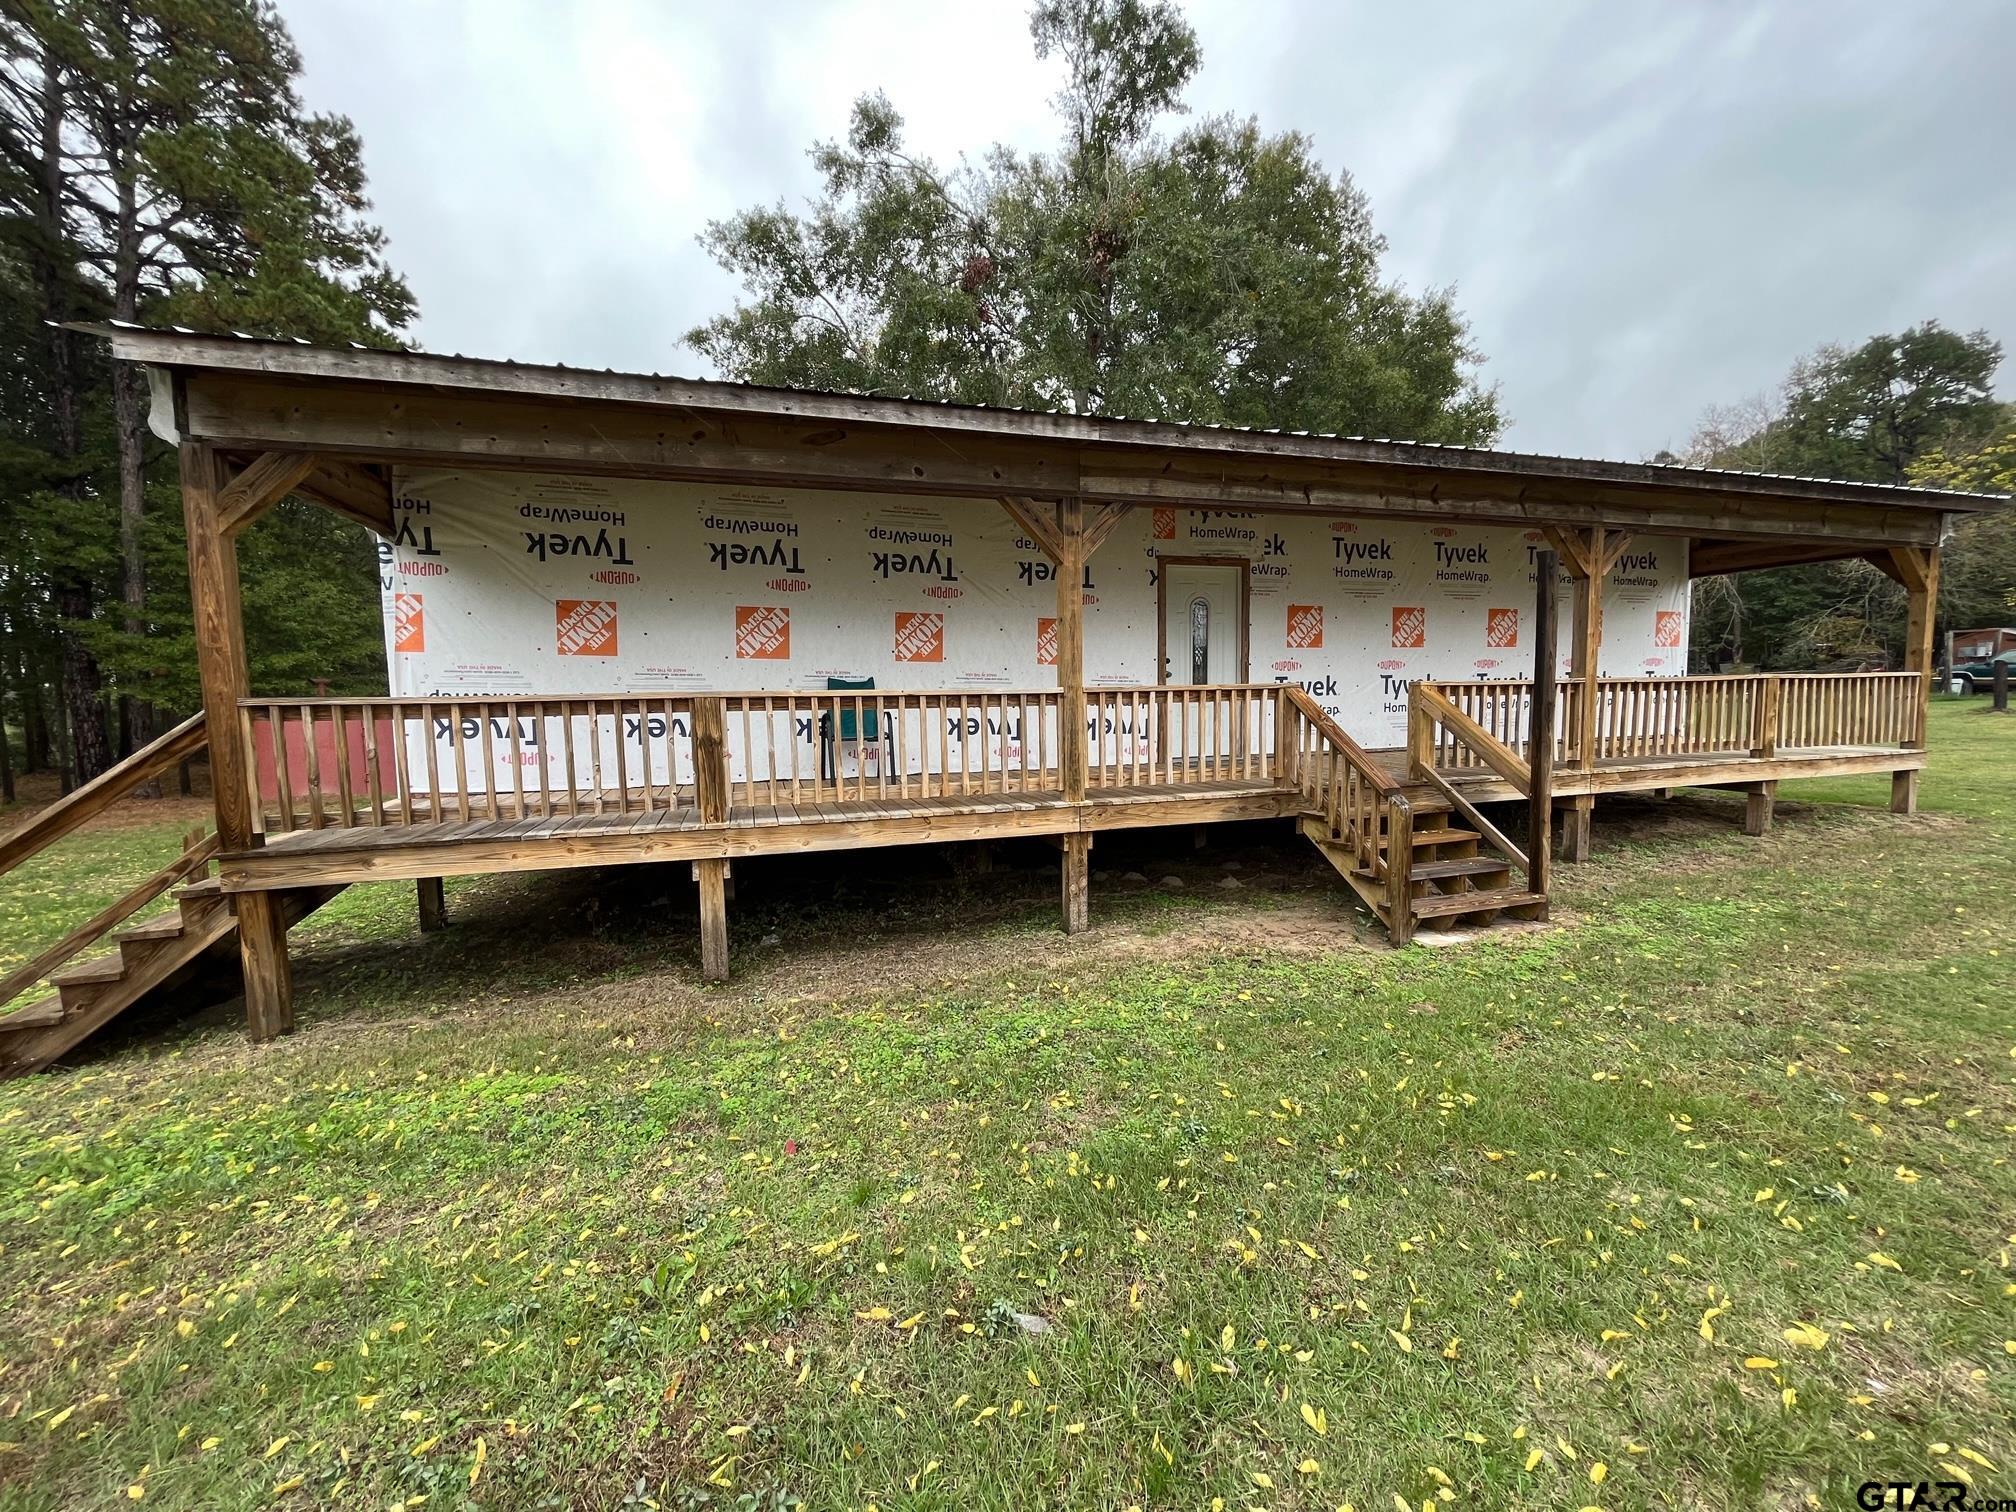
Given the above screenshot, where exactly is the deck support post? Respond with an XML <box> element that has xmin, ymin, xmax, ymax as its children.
<box><xmin>1060</xmin><ymin>832</ymin><xmax>1090</xmax><ymax>933</ymax></box>
<box><xmin>181</xmin><ymin>440</ymin><xmax>292</xmax><ymax>1040</ymax></box>
<box><xmin>1056</xmin><ymin>497</ymin><xmax>1088</xmax><ymax>805</ymax></box>
<box><xmin>695</xmin><ymin>859</ymin><xmax>730</xmax><ymax>981</ymax></box>
<box><xmin>1890</xmin><ymin>769</ymin><xmax>1919</xmax><ymax>815</ymax></box>
<box><xmin>1545</xmin><ymin>526</ymin><xmax>1630</xmax><ymax>771</ymax></box>
<box><xmin>1528</xmin><ymin>550</ymin><xmax>1558</xmax><ymax>912</ymax></box>
<box><xmin>1743</xmin><ymin>780</ymin><xmax>1776</xmax><ymax>836</ymax></box>
<box><xmin>1559</xmin><ymin>795</ymin><xmax>1594</xmax><ymax>863</ymax></box>
<box><xmin>416</xmin><ymin>877</ymin><xmax>447</xmax><ymax>933</ymax></box>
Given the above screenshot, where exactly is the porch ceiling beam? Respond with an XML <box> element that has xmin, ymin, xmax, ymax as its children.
<box><xmin>178</xmin><ymin>374</ymin><xmax>1945</xmax><ymax>550</ymax></box>
<box><xmin>297</xmin><ymin>458</ymin><xmax>396</xmax><ymax>539</ymax></box>
<box><xmin>1885</xmin><ymin>545</ymin><xmax>1933</xmax><ymax>595</ymax></box>
<box><xmin>1690</xmin><ymin>538</ymin><xmax>1885</xmax><ymax>578</ymax></box>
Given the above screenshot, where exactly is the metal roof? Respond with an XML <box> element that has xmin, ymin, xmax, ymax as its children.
<box><xmin>82</xmin><ymin>320</ymin><xmax>2009</xmax><ymax>511</ymax></box>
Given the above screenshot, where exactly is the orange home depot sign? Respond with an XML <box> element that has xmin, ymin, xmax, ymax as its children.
<box><xmin>1286</xmin><ymin>603</ymin><xmax>1323</xmax><ymax>650</ymax></box>
<box><xmin>1391</xmin><ymin>605</ymin><xmax>1426</xmax><ymax>649</ymax></box>
<box><xmin>1655</xmin><ymin>609</ymin><xmax>1684</xmax><ymax>648</ymax></box>
<box><xmin>894</xmin><ymin>611</ymin><xmax>944</xmax><ymax>663</ymax></box>
<box><xmin>555</xmin><ymin>599</ymin><xmax>619</xmax><ymax>656</ymax></box>
<box><xmin>1152</xmin><ymin>507</ymin><xmax>1177</xmax><ymax>540</ymax></box>
<box><xmin>734</xmin><ymin>604</ymin><xmax>791</xmax><ymax>660</ymax></box>
<box><xmin>1486</xmin><ymin>606</ymin><xmax>1520</xmax><ymax>649</ymax></box>
<box><xmin>393</xmin><ymin>593</ymin><xmax>425</xmax><ymax>654</ymax></box>
<box><xmin>1036</xmin><ymin>616</ymin><xmax>1058</xmax><ymax>667</ymax></box>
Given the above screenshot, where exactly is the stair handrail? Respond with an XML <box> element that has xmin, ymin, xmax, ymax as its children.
<box><xmin>1281</xmin><ymin>688</ymin><xmax>1417</xmax><ymax>935</ymax></box>
<box><xmin>0</xmin><ymin>827</ymin><xmax>218</xmax><ymax>1009</ymax></box>
<box><xmin>1407</xmin><ymin>682</ymin><xmax>1532</xmax><ymax>884</ymax></box>
<box><xmin>1408</xmin><ymin>683</ymin><xmax>1531</xmax><ymax>792</ymax></box>
<box><xmin>0</xmin><ymin>712</ymin><xmax>208</xmax><ymax>877</ymax></box>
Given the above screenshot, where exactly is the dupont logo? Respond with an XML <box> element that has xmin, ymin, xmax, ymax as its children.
<box><xmin>1391</xmin><ymin>605</ymin><xmax>1426</xmax><ymax>649</ymax></box>
<box><xmin>1330</xmin><ymin>521</ymin><xmax>1357</xmax><ymax>534</ymax></box>
<box><xmin>1655</xmin><ymin>609</ymin><xmax>1684</xmax><ymax>648</ymax></box>
<box><xmin>398</xmin><ymin>560</ymin><xmax>446</xmax><ymax>577</ymax></box>
<box><xmin>734</xmin><ymin>604</ymin><xmax>791</xmax><ymax>660</ymax></box>
<box><xmin>1486</xmin><ymin>606</ymin><xmax>1520</xmax><ymax>648</ymax></box>
<box><xmin>1377</xmin><ymin>658</ymin><xmax>1408</xmax><ymax>672</ymax></box>
<box><xmin>1152</xmin><ymin>508</ymin><xmax>1177</xmax><ymax>540</ymax></box>
<box><xmin>1286</xmin><ymin>603</ymin><xmax>1324</xmax><ymax>649</ymax></box>
<box><xmin>1272</xmin><ymin>659</ymin><xmax>1303</xmax><ymax>673</ymax></box>
<box><xmin>590</xmin><ymin>569</ymin><xmax>640</xmax><ymax>586</ymax></box>
<box><xmin>555</xmin><ymin>599</ymin><xmax>619</xmax><ymax>657</ymax></box>
<box><xmin>1036</xmin><ymin>616</ymin><xmax>1058</xmax><ymax>668</ymax></box>
<box><xmin>393</xmin><ymin>593</ymin><xmax>425</xmax><ymax>654</ymax></box>
<box><xmin>1431</xmin><ymin>526</ymin><xmax>1457</xmax><ymax>539</ymax></box>
<box><xmin>765</xmin><ymin>577</ymin><xmax>811</xmax><ymax>593</ymax></box>
<box><xmin>1474</xmin><ymin>657</ymin><xmax>1503</xmax><ymax>671</ymax></box>
<box><xmin>893</xmin><ymin>611</ymin><xmax>944</xmax><ymax>663</ymax></box>
<box><xmin>1643</xmin><ymin>656</ymin><xmax>1666</xmax><ymax>669</ymax></box>
<box><xmin>1523</xmin><ymin>530</ymin><xmax>1544</xmax><ymax>543</ymax></box>
<box><xmin>922</xmin><ymin>584</ymin><xmax>963</xmax><ymax>601</ymax></box>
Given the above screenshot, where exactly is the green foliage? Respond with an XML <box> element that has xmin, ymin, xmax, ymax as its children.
<box><xmin>690</xmin><ymin>0</ymin><xmax>1500</xmax><ymax>444</ymax></box>
<box><xmin>0</xmin><ymin>0</ymin><xmax>411</xmax><ymax>776</ymax></box>
<box><xmin>1687</xmin><ymin>326</ymin><xmax>2009</xmax><ymax>669</ymax></box>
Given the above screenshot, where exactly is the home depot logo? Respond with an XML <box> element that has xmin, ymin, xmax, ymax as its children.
<box><xmin>1286</xmin><ymin>603</ymin><xmax>1323</xmax><ymax>649</ymax></box>
<box><xmin>734</xmin><ymin>605</ymin><xmax>791</xmax><ymax>660</ymax></box>
<box><xmin>393</xmin><ymin>593</ymin><xmax>425</xmax><ymax>654</ymax></box>
<box><xmin>1486</xmin><ymin>607</ymin><xmax>1520</xmax><ymax>648</ymax></box>
<box><xmin>1391</xmin><ymin>606</ymin><xmax>1426</xmax><ymax>649</ymax></box>
<box><xmin>555</xmin><ymin>599</ymin><xmax>618</xmax><ymax>657</ymax></box>
<box><xmin>1036</xmin><ymin>616</ymin><xmax>1058</xmax><ymax>667</ymax></box>
<box><xmin>894</xmin><ymin>611</ymin><xmax>944</xmax><ymax>663</ymax></box>
<box><xmin>1152</xmin><ymin>508</ymin><xmax>1176</xmax><ymax>540</ymax></box>
<box><xmin>1655</xmin><ymin>609</ymin><xmax>1684</xmax><ymax>648</ymax></box>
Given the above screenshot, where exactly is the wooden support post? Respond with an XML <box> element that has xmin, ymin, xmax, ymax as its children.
<box><xmin>1384</xmin><ymin>799</ymin><xmax>1416</xmax><ymax>945</ymax></box>
<box><xmin>1890</xmin><ymin>545</ymin><xmax>1939</xmax><ymax>749</ymax></box>
<box><xmin>416</xmin><ymin>876</ymin><xmax>447</xmax><ymax>933</ymax></box>
<box><xmin>181</xmin><ymin>441</ymin><xmax>292</xmax><ymax>1040</ymax></box>
<box><xmin>1060</xmin><ymin>832</ymin><xmax>1090</xmax><ymax>934</ymax></box>
<box><xmin>1528</xmin><ymin>550</ymin><xmax>1557</xmax><ymax>911</ymax></box>
<box><xmin>1559</xmin><ymin>794</ymin><xmax>1594</xmax><ymax>863</ymax></box>
<box><xmin>1891</xmin><ymin>769</ymin><xmax>1919</xmax><ymax>815</ymax></box>
<box><xmin>1549</xmin><ymin>526</ymin><xmax>1608</xmax><ymax>769</ymax></box>
<box><xmin>1743</xmin><ymin>780</ymin><xmax>1776</xmax><ymax>837</ymax></box>
<box><xmin>1752</xmin><ymin>675</ymin><xmax>1781</xmax><ymax>758</ymax></box>
<box><xmin>1056</xmin><ymin>497</ymin><xmax>1087</xmax><ymax>804</ymax></box>
<box><xmin>695</xmin><ymin>858</ymin><xmax>729</xmax><ymax>981</ymax></box>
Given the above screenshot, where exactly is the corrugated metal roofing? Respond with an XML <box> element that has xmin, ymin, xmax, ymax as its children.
<box><xmin>87</xmin><ymin>319</ymin><xmax>2009</xmax><ymax>506</ymax></box>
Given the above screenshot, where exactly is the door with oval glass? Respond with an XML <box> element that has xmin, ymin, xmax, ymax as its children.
<box><xmin>1158</xmin><ymin>558</ymin><xmax>1249</xmax><ymax>685</ymax></box>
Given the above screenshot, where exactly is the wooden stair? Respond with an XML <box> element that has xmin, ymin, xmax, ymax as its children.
<box><xmin>1300</xmin><ymin>792</ymin><xmax>1545</xmax><ymax>939</ymax></box>
<box><xmin>0</xmin><ymin>882</ymin><xmax>342</xmax><ymax>1077</ymax></box>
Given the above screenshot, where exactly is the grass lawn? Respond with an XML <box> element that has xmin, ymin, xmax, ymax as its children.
<box><xmin>1</xmin><ymin>700</ymin><xmax>2012</xmax><ymax>1510</ymax></box>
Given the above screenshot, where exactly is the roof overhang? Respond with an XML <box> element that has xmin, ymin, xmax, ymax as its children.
<box><xmin>89</xmin><ymin>323</ymin><xmax>2006</xmax><ymax>557</ymax></box>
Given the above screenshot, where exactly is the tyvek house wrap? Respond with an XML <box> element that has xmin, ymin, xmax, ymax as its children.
<box><xmin>378</xmin><ymin>468</ymin><xmax>1690</xmax><ymax>788</ymax></box>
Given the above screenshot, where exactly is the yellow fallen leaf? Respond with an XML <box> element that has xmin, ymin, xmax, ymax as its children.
<box><xmin>1782</xmin><ymin>1321</ymin><xmax>1830</xmax><ymax>1351</ymax></box>
<box><xmin>1743</xmin><ymin>1357</ymin><xmax>1780</xmax><ymax>1370</ymax></box>
<box><xmin>1525</xmin><ymin>1449</ymin><xmax>1544</xmax><ymax>1472</ymax></box>
<box><xmin>1590</xmin><ymin>1461</ymin><xmax>1608</xmax><ymax>1484</ymax></box>
<box><xmin>1387</xmin><ymin>1329</ymin><xmax>1413</xmax><ymax>1353</ymax></box>
<box><xmin>1866</xmin><ymin>1252</ymin><xmax>1903</xmax><ymax>1272</ymax></box>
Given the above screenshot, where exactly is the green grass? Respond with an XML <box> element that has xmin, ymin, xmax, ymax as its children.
<box><xmin>1</xmin><ymin>702</ymin><xmax>2012</xmax><ymax>1510</ymax></box>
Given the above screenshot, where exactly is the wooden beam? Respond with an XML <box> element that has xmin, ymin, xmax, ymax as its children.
<box><xmin>695</xmin><ymin>858</ymin><xmax>729</xmax><ymax>981</ymax></box>
<box><xmin>416</xmin><ymin>876</ymin><xmax>447</xmax><ymax>933</ymax></box>
<box><xmin>1743</xmin><ymin>780</ymin><xmax>1777</xmax><ymax>837</ymax></box>
<box><xmin>998</xmin><ymin>495</ymin><xmax>1067</xmax><ymax>564</ymax></box>
<box><xmin>181</xmin><ymin>441</ymin><xmax>292</xmax><ymax>1040</ymax></box>
<box><xmin>1692</xmin><ymin>538</ymin><xmax>1881</xmax><ymax>578</ymax></box>
<box><xmin>298</xmin><ymin>457</ymin><xmax>396</xmax><ymax>538</ymax></box>
<box><xmin>1596</xmin><ymin>531</ymin><xmax>1636</xmax><ymax>575</ymax></box>
<box><xmin>216</xmin><ymin>451</ymin><xmax>319</xmax><ymax>536</ymax></box>
<box><xmin>1081</xmin><ymin>501</ymin><xmax>1135</xmax><ymax>557</ymax></box>
<box><xmin>0</xmin><ymin>712</ymin><xmax>206</xmax><ymax>877</ymax></box>
<box><xmin>1542</xmin><ymin>526</ymin><xmax>1593</xmax><ymax>579</ymax></box>
<box><xmin>1886</xmin><ymin>544</ymin><xmax>1932</xmax><ymax>595</ymax></box>
<box><xmin>1569</xmin><ymin>528</ymin><xmax>1606</xmax><ymax>768</ymax></box>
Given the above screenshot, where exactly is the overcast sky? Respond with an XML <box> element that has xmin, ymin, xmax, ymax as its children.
<box><xmin>283</xmin><ymin>0</ymin><xmax>2015</xmax><ymax>461</ymax></box>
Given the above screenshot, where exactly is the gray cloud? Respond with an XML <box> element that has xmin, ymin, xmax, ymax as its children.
<box><xmin>285</xmin><ymin>0</ymin><xmax>2016</xmax><ymax>459</ymax></box>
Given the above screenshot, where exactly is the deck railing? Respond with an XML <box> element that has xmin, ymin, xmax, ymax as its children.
<box><xmin>238</xmin><ymin>684</ymin><xmax>1291</xmax><ymax>835</ymax></box>
<box><xmin>1415</xmin><ymin>671</ymin><xmax>1922</xmax><ymax>773</ymax></box>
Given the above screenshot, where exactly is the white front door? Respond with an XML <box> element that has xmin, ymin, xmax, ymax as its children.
<box><xmin>1161</xmin><ymin>562</ymin><xmax>1245</xmax><ymax>684</ymax></box>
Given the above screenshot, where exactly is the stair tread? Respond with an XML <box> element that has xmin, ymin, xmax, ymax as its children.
<box><xmin>1409</xmin><ymin>887</ymin><xmax>1546</xmax><ymax>919</ymax></box>
<box><xmin>1409</xmin><ymin>826</ymin><xmax>1481</xmax><ymax>847</ymax></box>
<box><xmin>1409</xmin><ymin>856</ymin><xmax>1511</xmax><ymax>881</ymax></box>
<box><xmin>176</xmin><ymin>877</ymin><xmax>225</xmax><ymax>901</ymax></box>
<box><xmin>0</xmin><ymin>995</ymin><xmax>68</xmax><ymax>1030</ymax></box>
<box><xmin>52</xmin><ymin>954</ymin><xmax>127</xmax><ymax>987</ymax></box>
<box><xmin>118</xmin><ymin>915</ymin><xmax>189</xmax><ymax>944</ymax></box>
